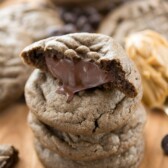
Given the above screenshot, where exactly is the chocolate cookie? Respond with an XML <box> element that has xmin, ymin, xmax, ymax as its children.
<box><xmin>0</xmin><ymin>0</ymin><xmax>63</xmax><ymax>41</ymax></box>
<box><xmin>0</xmin><ymin>25</ymin><xmax>32</xmax><ymax>110</ymax></box>
<box><xmin>21</xmin><ymin>33</ymin><xmax>142</xmax><ymax>135</ymax></box>
<box><xmin>29</xmin><ymin>104</ymin><xmax>146</xmax><ymax>161</ymax></box>
<box><xmin>98</xmin><ymin>0</ymin><xmax>168</xmax><ymax>44</ymax></box>
<box><xmin>0</xmin><ymin>145</ymin><xmax>19</xmax><ymax>168</ymax></box>
<box><xmin>34</xmin><ymin>139</ymin><xmax>144</xmax><ymax>168</ymax></box>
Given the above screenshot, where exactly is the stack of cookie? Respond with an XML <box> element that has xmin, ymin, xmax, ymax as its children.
<box><xmin>21</xmin><ymin>33</ymin><xmax>146</xmax><ymax>168</ymax></box>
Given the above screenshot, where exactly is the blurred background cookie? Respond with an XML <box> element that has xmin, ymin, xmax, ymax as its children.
<box><xmin>0</xmin><ymin>0</ymin><xmax>66</xmax><ymax>110</ymax></box>
<box><xmin>98</xmin><ymin>0</ymin><xmax>168</xmax><ymax>45</ymax></box>
<box><xmin>0</xmin><ymin>25</ymin><xmax>32</xmax><ymax>110</ymax></box>
<box><xmin>125</xmin><ymin>30</ymin><xmax>168</xmax><ymax>109</ymax></box>
<box><xmin>0</xmin><ymin>0</ymin><xmax>64</xmax><ymax>41</ymax></box>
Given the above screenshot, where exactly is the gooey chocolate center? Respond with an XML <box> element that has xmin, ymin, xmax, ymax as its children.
<box><xmin>45</xmin><ymin>56</ymin><xmax>114</xmax><ymax>102</ymax></box>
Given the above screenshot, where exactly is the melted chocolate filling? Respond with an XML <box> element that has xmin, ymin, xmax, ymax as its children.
<box><xmin>45</xmin><ymin>56</ymin><xmax>114</xmax><ymax>102</ymax></box>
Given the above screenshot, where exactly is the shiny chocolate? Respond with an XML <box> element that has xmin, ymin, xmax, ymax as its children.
<box><xmin>45</xmin><ymin>56</ymin><xmax>114</xmax><ymax>102</ymax></box>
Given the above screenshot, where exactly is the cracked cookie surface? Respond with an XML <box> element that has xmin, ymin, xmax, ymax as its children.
<box><xmin>0</xmin><ymin>0</ymin><xmax>63</xmax><ymax>41</ymax></box>
<box><xmin>29</xmin><ymin>104</ymin><xmax>146</xmax><ymax>161</ymax></box>
<box><xmin>25</xmin><ymin>68</ymin><xmax>141</xmax><ymax>135</ymax></box>
<box><xmin>35</xmin><ymin>138</ymin><xmax>144</xmax><ymax>168</ymax></box>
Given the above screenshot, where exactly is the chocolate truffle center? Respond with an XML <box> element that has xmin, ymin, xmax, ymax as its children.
<box><xmin>45</xmin><ymin>56</ymin><xmax>114</xmax><ymax>102</ymax></box>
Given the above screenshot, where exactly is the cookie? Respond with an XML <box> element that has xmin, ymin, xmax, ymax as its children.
<box><xmin>0</xmin><ymin>24</ymin><xmax>32</xmax><ymax>110</ymax></box>
<box><xmin>25</xmin><ymin>69</ymin><xmax>141</xmax><ymax>135</ymax></box>
<box><xmin>21</xmin><ymin>33</ymin><xmax>142</xmax><ymax>135</ymax></box>
<box><xmin>29</xmin><ymin>104</ymin><xmax>146</xmax><ymax>161</ymax></box>
<box><xmin>125</xmin><ymin>30</ymin><xmax>168</xmax><ymax>108</ymax></box>
<box><xmin>98</xmin><ymin>0</ymin><xmax>168</xmax><ymax>44</ymax></box>
<box><xmin>0</xmin><ymin>145</ymin><xmax>19</xmax><ymax>168</ymax></box>
<box><xmin>34</xmin><ymin>139</ymin><xmax>144</xmax><ymax>168</ymax></box>
<box><xmin>0</xmin><ymin>0</ymin><xmax>63</xmax><ymax>41</ymax></box>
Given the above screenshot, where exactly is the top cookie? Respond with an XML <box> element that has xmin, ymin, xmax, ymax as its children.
<box><xmin>0</xmin><ymin>0</ymin><xmax>63</xmax><ymax>41</ymax></box>
<box><xmin>21</xmin><ymin>33</ymin><xmax>142</xmax><ymax>135</ymax></box>
<box><xmin>98</xmin><ymin>0</ymin><xmax>168</xmax><ymax>44</ymax></box>
<box><xmin>21</xmin><ymin>33</ymin><xmax>141</xmax><ymax>100</ymax></box>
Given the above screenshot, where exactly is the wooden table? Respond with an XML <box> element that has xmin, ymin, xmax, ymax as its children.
<box><xmin>0</xmin><ymin>102</ymin><xmax>43</xmax><ymax>168</ymax></box>
<box><xmin>0</xmin><ymin>101</ymin><xmax>168</xmax><ymax>168</ymax></box>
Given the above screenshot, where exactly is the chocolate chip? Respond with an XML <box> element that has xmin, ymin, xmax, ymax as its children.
<box><xmin>59</xmin><ymin>7</ymin><xmax>102</xmax><ymax>33</ymax></box>
<box><xmin>73</xmin><ymin>8</ymin><xmax>81</xmax><ymax>15</ymax></box>
<box><xmin>161</xmin><ymin>134</ymin><xmax>168</xmax><ymax>155</ymax></box>
<box><xmin>82</xmin><ymin>24</ymin><xmax>94</xmax><ymax>33</ymax></box>
<box><xmin>0</xmin><ymin>145</ymin><xmax>19</xmax><ymax>168</ymax></box>
<box><xmin>62</xmin><ymin>12</ymin><xmax>77</xmax><ymax>24</ymax></box>
<box><xmin>85</xmin><ymin>7</ymin><xmax>98</xmax><ymax>16</ymax></box>
<box><xmin>77</xmin><ymin>16</ymin><xmax>88</xmax><ymax>29</ymax></box>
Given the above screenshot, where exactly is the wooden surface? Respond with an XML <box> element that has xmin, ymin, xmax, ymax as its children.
<box><xmin>0</xmin><ymin>102</ymin><xmax>43</xmax><ymax>168</ymax></box>
<box><xmin>0</xmin><ymin>101</ymin><xmax>168</xmax><ymax>168</ymax></box>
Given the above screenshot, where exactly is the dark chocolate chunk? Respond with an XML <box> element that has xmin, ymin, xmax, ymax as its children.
<box><xmin>0</xmin><ymin>145</ymin><xmax>19</xmax><ymax>168</ymax></box>
<box><xmin>161</xmin><ymin>134</ymin><xmax>168</xmax><ymax>155</ymax></box>
<box><xmin>58</xmin><ymin>7</ymin><xmax>102</xmax><ymax>33</ymax></box>
<box><xmin>89</xmin><ymin>14</ymin><xmax>102</xmax><ymax>28</ymax></box>
<box><xmin>77</xmin><ymin>16</ymin><xmax>88</xmax><ymax>29</ymax></box>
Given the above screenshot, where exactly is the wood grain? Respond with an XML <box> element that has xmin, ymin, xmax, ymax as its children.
<box><xmin>141</xmin><ymin>109</ymin><xmax>168</xmax><ymax>168</ymax></box>
<box><xmin>0</xmin><ymin>101</ymin><xmax>168</xmax><ymax>168</ymax></box>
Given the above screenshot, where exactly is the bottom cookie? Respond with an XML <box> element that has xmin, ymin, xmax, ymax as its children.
<box><xmin>34</xmin><ymin>139</ymin><xmax>144</xmax><ymax>168</ymax></box>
